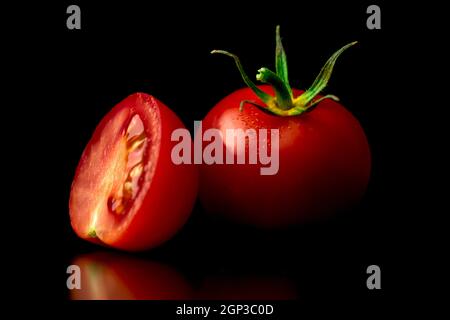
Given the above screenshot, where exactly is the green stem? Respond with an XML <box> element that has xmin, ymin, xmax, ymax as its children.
<box><xmin>293</xmin><ymin>41</ymin><xmax>357</xmax><ymax>110</ymax></box>
<box><xmin>211</xmin><ymin>50</ymin><xmax>273</xmax><ymax>105</ymax></box>
<box><xmin>256</xmin><ymin>67</ymin><xmax>293</xmax><ymax>110</ymax></box>
<box><xmin>211</xmin><ymin>27</ymin><xmax>357</xmax><ymax>117</ymax></box>
<box><xmin>275</xmin><ymin>25</ymin><xmax>292</xmax><ymax>95</ymax></box>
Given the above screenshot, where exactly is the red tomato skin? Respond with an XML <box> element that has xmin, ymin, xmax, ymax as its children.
<box><xmin>70</xmin><ymin>93</ymin><xmax>198</xmax><ymax>251</ymax></box>
<box><xmin>199</xmin><ymin>85</ymin><xmax>371</xmax><ymax>227</ymax></box>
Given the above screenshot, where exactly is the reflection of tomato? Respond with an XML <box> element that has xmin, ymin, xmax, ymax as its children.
<box><xmin>70</xmin><ymin>252</ymin><xmax>192</xmax><ymax>300</ymax></box>
<box><xmin>196</xmin><ymin>275</ymin><xmax>298</xmax><ymax>300</ymax></box>
<box><xmin>70</xmin><ymin>93</ymin><xmax>198</xmax><ymax>251</ymax></box>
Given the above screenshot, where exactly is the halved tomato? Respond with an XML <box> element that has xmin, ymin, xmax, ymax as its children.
<box><xmin>69</xmin><ymin>93</ymin><xmax>197</xmax><ymax>251</ymax></box>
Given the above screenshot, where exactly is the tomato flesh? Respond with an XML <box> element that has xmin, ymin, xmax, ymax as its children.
<box><xmin>107</xmin><ymin>114</ymin><xmax>147</xmax><ymax>215</ymax></box>
<box><xmin>70</xmin><ymin>93</ymin><xmax>198</xmax><ymax>251</ymax></box>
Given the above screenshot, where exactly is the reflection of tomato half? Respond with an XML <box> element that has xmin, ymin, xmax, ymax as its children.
<box><xmin>196</xmin><ymin>275</ymin><xmax>298</xmax><ymax>300</ymax></box>
<box><xmin>70</xmin><ymin>252</ymin><xmax>192</xmax><ymax>300</ymax></box>
<box><xmin>69</xmin><ymin>93</ymin><xmax>198</xmax><ymax>251</ymax></box>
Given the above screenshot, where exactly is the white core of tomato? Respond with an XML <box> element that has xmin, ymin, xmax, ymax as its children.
<box><xmin>88</xmin><ymin>202</ymin><xmax>102</xmax><ymax>236</ymax></box>
<box><xmin>84</xmin><ymin>113</ymin><xmax>147</xmax><ymax>237</ymax></box>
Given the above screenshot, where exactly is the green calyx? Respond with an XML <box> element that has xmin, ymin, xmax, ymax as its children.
<box><xmin>211</xmin><ymin>26</ymin><xmax>357</xmax><ymax>116</ymax></box>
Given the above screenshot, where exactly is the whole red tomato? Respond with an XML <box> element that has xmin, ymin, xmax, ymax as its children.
<box><xmin>69</xmin><ymin>93</ymin><xmax>198</xmax><ymax>251</ymax></box>
<box><xmin>199</xmin><ymin>27</ymin><xmax>370</xmax><ymax>227</ymax></box>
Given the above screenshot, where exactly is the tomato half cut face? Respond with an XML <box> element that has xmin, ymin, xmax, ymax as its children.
<box><xmin>69</xmin><ymin>93</ymin><xmax>197</xmax><ymax>251</ymax></box>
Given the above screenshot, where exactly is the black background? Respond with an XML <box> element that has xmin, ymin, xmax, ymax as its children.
<box><xmin>9</xmin><ymin>0</ymin><xmax>425</xmax><ymax>315</ymax></box>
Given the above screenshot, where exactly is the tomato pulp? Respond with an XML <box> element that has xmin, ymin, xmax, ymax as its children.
<box><xmin>199</xmin><ymin>86</ymin><xmax>371</xmax><ymax>227</ymax></box>
<box><xmin>69</xmin><ymin>93</ymin><xmax>198</xmax><ymax>251</ymax></box>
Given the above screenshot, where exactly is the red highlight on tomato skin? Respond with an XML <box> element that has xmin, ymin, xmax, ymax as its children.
<box><xmin>69</xmin><ymin>93</ymin><xmax>198</xmax><ymax>251</ymax></box>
